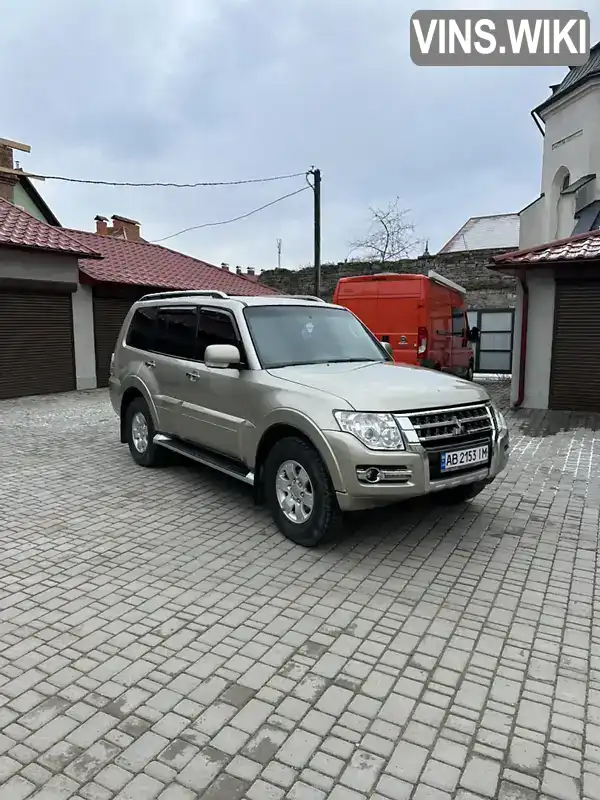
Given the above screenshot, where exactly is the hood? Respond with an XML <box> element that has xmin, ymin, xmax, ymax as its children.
<box><xmin>267</xmin><ymin>361</ymin><xmax>490</xmax><ymax>412</ymax></box>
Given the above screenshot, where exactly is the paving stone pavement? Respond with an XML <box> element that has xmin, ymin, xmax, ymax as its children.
<box><xmin>1</xmin><ymin>378</ymin><xmax>599</xmax><ymax>800</ymax></box>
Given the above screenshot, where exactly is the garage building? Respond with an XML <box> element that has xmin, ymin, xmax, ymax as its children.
<box><xmin>0</xmin><ymin>201</ymin><xmax>280</xmax><ymax>399</ymax></box>
<box><xmin>493</xmin><ymin>229</ymin><xmax>600</xmax><ymax>413</ymax></box>
<box><xmin>0</xmin><ymin>199</ymin><xmax>102</xmax><ymax>400</ymax></box>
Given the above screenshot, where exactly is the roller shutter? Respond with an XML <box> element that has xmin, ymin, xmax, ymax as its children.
<box><xmin>93</xmin><ymin>294</ymin><xmax>137</xmax><ymax>387</ymax></box>
<box><xmin>0</xmin><ymin>291</ymin><xmax>75</xmax><ymax>400</ymax></box>
<box><xmin>549</xmin><ymin>280</ymin><xmax>600</xmax><ymax>412</ymax></box>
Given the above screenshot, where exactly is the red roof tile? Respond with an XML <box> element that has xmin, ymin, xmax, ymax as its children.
<box><xmin>494</xmin><ymin>228</ymin><xmax>600</xmax><ymax>268</ymax></box>
<box><xmin>67</xmin><ymin>228</ymin><xmax>280</xmax><ymax>296</ymax></box>
<box><xmin>0</xmin><ymin>198</ymin><xmax>101</xmax><ymax>258</ymax></box>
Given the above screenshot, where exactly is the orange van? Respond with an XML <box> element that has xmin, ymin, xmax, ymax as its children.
<box><xmin>332</xmin><ymin>270</ymin><xmax>479</xmax><ymax>380</ymax></box>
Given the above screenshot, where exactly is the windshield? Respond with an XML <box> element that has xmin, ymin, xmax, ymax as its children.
<box><xmin>244</xmin><ymin>305</ymin><xmax>389</xmax><ymax>369</ymax></box>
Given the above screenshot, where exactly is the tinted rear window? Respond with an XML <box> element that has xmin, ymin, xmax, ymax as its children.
<box><xmin>126</xmin><ymin>307</ymin><xmax>157</xmax><ymax>351</ymax></box>
<box><xmin>154</xmin><ymin>307</ymin><xmax>198</xmax><ymax>360</ymax></box>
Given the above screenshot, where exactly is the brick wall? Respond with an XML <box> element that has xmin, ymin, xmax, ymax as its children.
<box><xmin>259</xmin><ymin>248</ymin><xmax>517</xmax><ymax>308</ymax></box>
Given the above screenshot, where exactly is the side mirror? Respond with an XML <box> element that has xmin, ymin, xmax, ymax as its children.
<box><xmin>381</xmin><ymin>341</ymin><xmax>393</xmax><ymax>357</ymax></box>
<box><xmin>469</xmin><ymin>327</ymin><xmax>480</xmax><ymax>344</ymax></box>
<box><xmin>204</xmin><ymin>344</ymin><xmax>241</xmax><ymax>369</ymax></box>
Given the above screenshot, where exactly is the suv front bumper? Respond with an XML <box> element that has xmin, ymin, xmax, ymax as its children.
<box><xmin>323</xmin><ymin>426</ymin><xmax>509</xmax><ymax>512</ymax></box>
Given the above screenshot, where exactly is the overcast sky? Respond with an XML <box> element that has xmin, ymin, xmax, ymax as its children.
<box><xmin>2</xmin><ymin>0</ymin><xmax>598</xmax><ymax>269</ymax></box>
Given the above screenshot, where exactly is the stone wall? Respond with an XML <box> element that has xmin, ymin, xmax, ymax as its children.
<box><xmin>259</xmin><ymin>247</ymin><xmax>517</xmax><ymax>309</ymax></box>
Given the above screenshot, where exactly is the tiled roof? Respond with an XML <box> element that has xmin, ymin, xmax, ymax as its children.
<box><xmin>535</xmin><ymin>41</ymin><xmax>600</xmax><ymax>113</ymax></box>
<box><xmin>439</xmin><ymin>213</ymin><xmax>520</xmax><ymax>254</ymax></box>
<box><xmin>0</xmin><ymin>198</ymin><xmax>100</xmax><ymax>258</ymax></box>
<box><xmin>67</xmin><ymin>228</ymin><xmax>280</xmax><ymax>295</ymax></box>
<box><xmin>493</xmin><ymin>228</ymin><xmax>600</xmax><ymax>267</ymax></box>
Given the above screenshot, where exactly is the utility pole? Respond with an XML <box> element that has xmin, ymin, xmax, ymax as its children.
<box><xmin>309</xmin><ymin>167</ymin><xmax>321</xmax><ymax>298</ymax></box>
<box><xmin>276</xmin><ymin>238</ymin><xmax>282</xmax><ymax>268</ymax></box>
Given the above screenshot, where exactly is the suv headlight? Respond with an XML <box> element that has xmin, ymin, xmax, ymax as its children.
<box><xmin>490</xmin><ymin>404</ymin><xmax>507</xmax><ymax>431</ymax></box>
<box><xmin>334</xmin><ymin>411</ymin><xmax>405</xmax><ymax>451</ymax></box>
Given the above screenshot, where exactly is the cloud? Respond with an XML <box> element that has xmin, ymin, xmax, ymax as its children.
<box><xmin>1</xmin><ymin>0</ymin><xmax>598</xmax><ymax>268</ymax></box>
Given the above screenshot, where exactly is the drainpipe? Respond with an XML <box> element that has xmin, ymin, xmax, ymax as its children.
<box><xmin>514</xmin><ymin>274</ymin><xmax>529</xmax><ymax>408</ymax></box>
<box><xmin>530</xmin><ymin>109</ymin><xmax>544</xmax><ymax>136</ymax></box>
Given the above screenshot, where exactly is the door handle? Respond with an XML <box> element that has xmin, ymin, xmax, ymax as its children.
<box><xmin>144</xmin><ymin>360</ymin><xmax>156</xmax><ymax>368</ymax></box>
<box><xmin>186</xmin><ymin>371</ymin><xmax>200</xmax><ymax>381</ymax></box>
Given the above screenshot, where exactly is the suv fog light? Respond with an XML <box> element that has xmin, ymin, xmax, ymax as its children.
<box><xmin>356</xmin><ymin>466</ymin><xmax>412</xmax><ymax>484</ymax></box>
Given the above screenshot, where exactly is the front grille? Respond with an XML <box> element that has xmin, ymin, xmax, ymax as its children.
<box><xmin>406</xmin><ymin>403</ymin><xmax>493</xmax><ymax>450</ymax></box>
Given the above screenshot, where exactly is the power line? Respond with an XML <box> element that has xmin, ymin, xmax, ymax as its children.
<box><xmin>24</xmin><ymin>170</ymin><xmax>307</xmax><ymax>188</ymax></box>
<box><xmin>151</xmin><ymin>185</ymin><xmax>311</xmax><ymax>243</ymax></box>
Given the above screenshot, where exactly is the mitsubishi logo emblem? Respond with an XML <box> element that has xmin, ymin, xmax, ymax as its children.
<box><xmin>452</xmin><ymin>416</ymin><xmax>463</xmax><ymax>434</ymax></box>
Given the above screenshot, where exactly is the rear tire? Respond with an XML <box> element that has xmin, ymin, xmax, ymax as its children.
<box><xmin>437</xmin><ymin>480</ymin><xmax>486</xmax><ymax>505</ymax></box>
<box><xmin>125</xmin><ymin>397</ymin><xmax>164</xmax><ymax>467</ymax></box>
<box><xmin>264</xmin><ymin>437</ymin><xmax>342</xmax><ymax>547</ymax></box>
<box><xmin>465</xmin><ymin>362</ymin><xmax>474</xmax><ymax>381</ymax></box>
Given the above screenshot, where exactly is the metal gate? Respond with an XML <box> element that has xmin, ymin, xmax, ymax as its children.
<box><xmin>549</xmin><ymin>280</ymin><xmax>600</xmax><ymax>412</ymax></box>
<box><xmin>467</xmin><ymin>308</ymin><xmax>515</xmax><ymax>375</ymax></box>
<box><xmin>0</xmin><ymin>290</ymin><xmax>76</xmax><ymax>399</ymax></box>
<box><xmin>93</xmin><ymin>293</ymin><xmax>138</xmax><ymax>388</ymax></box>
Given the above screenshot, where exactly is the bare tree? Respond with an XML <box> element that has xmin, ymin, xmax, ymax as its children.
<box><xmin>347</xmin><ymin>198</ymin><xmax>422</xmax><ymax>263</ymax></box>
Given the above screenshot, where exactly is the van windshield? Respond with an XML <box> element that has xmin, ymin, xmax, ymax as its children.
<box><xmin>244</xmin><ymin>305</ymin><xmax>388</xmax><ymax>369</ymax></box>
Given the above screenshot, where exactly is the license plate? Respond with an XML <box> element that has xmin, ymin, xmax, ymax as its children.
<box><xmin>440</xmin><ymin>445</ymin><xmax>489</xmax><ymax>472</ymax></box>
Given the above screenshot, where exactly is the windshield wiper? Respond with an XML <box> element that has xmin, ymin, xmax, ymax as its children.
<box><xmin>324</xmin><ymin>358</ymin><xmax>383</xmax><ymax>364</ymax></box>
<box><xmin>267</xmin><ymin>361</ymin><xmax>314</xmax><ymax>368</ymax></box>
<box><xmin>267</xmin><ymin>358</ymin><xmax>383</xmax><ymax>368</ymax></box>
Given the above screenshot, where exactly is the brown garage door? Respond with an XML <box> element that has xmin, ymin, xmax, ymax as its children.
<box><xmin>549</xmin><ymin>280</ymin><xmax>600</xmax><ymax>412</ymax></box>
<box><xmin>93</xmin><ymin>294</ymin><xmax>137</xmax><ymax>387</ymax></box>
<box><xmin>0</xmin><ymin>291</ymin><xmax>76</xmax><ymax>400</ymax></box>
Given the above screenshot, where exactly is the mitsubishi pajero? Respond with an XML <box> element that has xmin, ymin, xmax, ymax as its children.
<box><xmin>109</xmin><ymin>291</ymin><xmax>509</xmax><ymax>546</ymax></box>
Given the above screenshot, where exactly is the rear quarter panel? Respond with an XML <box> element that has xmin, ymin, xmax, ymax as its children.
<box><xmin>110</xmin><ymin>306</ymin><xmax>161</xmax><ymax>429</ymax></box>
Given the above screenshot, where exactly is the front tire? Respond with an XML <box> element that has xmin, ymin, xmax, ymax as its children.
<box><xmin>465</xmin><ymin>362</ymin><xmax>474</xmax><ymax>382</ymax></box>
<box><xmin>437</xmin><ymin>480</ymin><xmax>486</xmax><ymax>505</ymax></box>
<box><xmin>264</xmin><ymin>437</ymin><xmax>342</xmax><ymax>547</ymax></box>
<box><xmin>125</xmin><ymin>397</ymin><xmax>163</xmax><ymax>467</ymax></box>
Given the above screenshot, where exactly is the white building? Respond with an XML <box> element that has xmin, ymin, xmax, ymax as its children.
<box><xmin>492</xmin><ymin>43</ymin><xmax>600</xmax><ymax>414</ymax></box>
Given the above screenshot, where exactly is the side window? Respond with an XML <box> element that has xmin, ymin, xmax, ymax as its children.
<box><xmin>154</xmin><ymin>307</ymin><xmax>198</xmax><ymax>360</ymax></box>
<box><xmin>197</xmin><ymin>308</ymin><xmax>242</xmax><ymax>361</ymax></box>
<box><xmin>451</xmin><ymin>309</ymin><xmax>464</xmax><ymax>337</ymax></box>
<box><xmin>127</xmin><ymin>306</ymin><xmax>157</xmax><ymax>351</ymax></box>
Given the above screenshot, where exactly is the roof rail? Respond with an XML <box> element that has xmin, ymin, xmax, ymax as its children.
<box><xmin>140</xmin><ymin>289</ymin><xmax>230</xmax><ymax>302</ymax></box>
<box><xmin>427</xmin><ymin>270</ymin><xmax>466</xmax><ymax>295</ymax></box>
<box><xmin>287</xmin><ymin>295</ymin><xmax>326</xmax><ymax>303</ymax></box>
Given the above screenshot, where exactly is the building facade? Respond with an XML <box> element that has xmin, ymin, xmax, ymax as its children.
<box><xmin>493</xmin><ymin>43</ymin><xmax>600</xmax><ymax>412</ymax></box>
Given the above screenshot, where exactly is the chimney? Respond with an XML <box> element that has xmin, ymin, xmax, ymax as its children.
<box><xmin>247</xmin><ymin>267</ymin><xmax>255</xmax><ymax>276</ymax></box>
<box><xmin>0</xmin><ymin>143</ymin><xmax>17</xmax><ymax>203</ymax></box>
<box><xmin>220</xmin><ymin>262</ymin><xmax>230</xmax><ymax>271</ymax></box>
<box><xmin>111</xmin><ymin>214</ymin><xmax>141</xmax><ymax>241</ymax></box>
<box><xmin>236</xmin><ymin>266</ymin><xmax>242</xmax><ymax>274</ymax></box>
<box><xmin>95</xmin><ymin>215</ymin><xmax>109</xmax><ymax>235</ymax></box>
<box><xmin>0</xmin><ymin>138</ymin><xmax>32</xmax><ymax>204</ymax></box>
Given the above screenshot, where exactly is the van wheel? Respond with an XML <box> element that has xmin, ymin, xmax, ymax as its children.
<box><xmin>466</xmin><ymin>363</ymin><xmax>474</xmax><ymax>381</ymax></box>
<box><xmin>264</xmin><ymin>437</ymin><xmax>342</xmax><ymax>547</ymax></box>
<box><xmin>438</xmin><ymin>481</ymin><xmax>486</xmax><ymax>505</ymax></box>
<box><xmin>125</xmin><ymin>397</ymin><xmax>163</xmax><ymax>467</ymax></box>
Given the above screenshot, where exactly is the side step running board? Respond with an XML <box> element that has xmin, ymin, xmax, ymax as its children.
<box><xmin>154</xmin><ymin>434</ymin><xmax>255</xmax><ymax>486</ymax></box>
